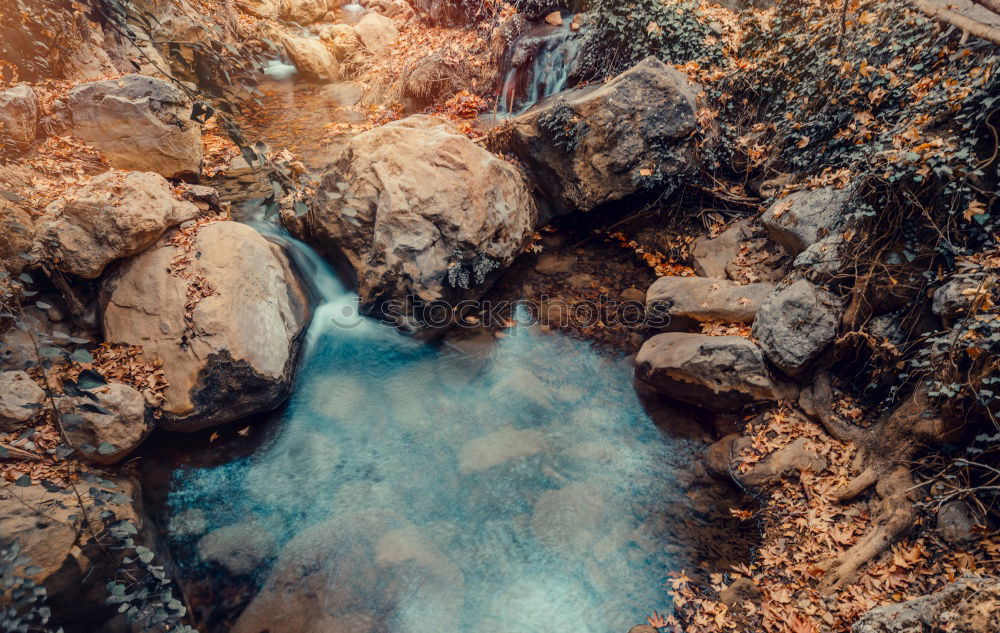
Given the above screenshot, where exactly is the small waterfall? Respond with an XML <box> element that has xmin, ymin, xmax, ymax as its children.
<box><xmin>498</xmin><ymin>15</ymin><xmax>583</xmax><ymax>115</ymax></box>
<box><xmin>340</xmin><ymin>2</ymin><xmax>366</xmax><ymax>24</ymax></box>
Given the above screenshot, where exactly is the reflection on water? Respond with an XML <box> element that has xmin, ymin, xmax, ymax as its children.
<box><xmin>238</xmin><ymin>75</ymin><xmax>366</xmax><ymax>168</ymax></box>
<box><xmin>163</xmin><ymin>229</ymin><xmax>742</xmax><ymax>633</ymax></box>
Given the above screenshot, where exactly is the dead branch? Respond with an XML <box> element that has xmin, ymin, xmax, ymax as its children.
<box><xmin>0</xmin><ymin>443</ymin><xmax>42</xmax><ymax>461</ymax></box>
<box><xmin>911</xmin><ymin>0</ymin><xmax>1000</xmax><ymax>45</ymax></box>
<box><xmin>971</xmin><ymin>0</ymin><xmax>1000</xmax><ymax>17</ymax></box>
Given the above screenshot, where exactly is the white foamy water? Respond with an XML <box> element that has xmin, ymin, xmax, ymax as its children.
<box><xmin>263</xmin><ymin>59</ymin><xmax>298</xmax><ymax>81</ymax></box>
<box><xmin>499</xmin><ymin>15</ymin><xmax>584</xmax><ymax>114</ymax></box>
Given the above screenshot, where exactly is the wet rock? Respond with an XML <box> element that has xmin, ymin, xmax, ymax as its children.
<box><xmin>37</xmin><ymin>171</ymin><xmax>200</xmax><ymax>279</ymax></box>
<box><xmin>544</xmin><ymin>10</ymin><xmax>563</xmax><ymax>26</ymax></box>
<box><xmin>737</xmin><ymin>437</ymin><xmax>826</xmax><ymax>487</ymax></box>
<box><xmin>720</xmin><ymin>577</ymin><xmax>763</xmax><ymax>606</ymax></box>
<box><xmin>0</xmin><ymin>198</ymin><xmax>35</xmax><ymax>274</ymax></box>
<box><xmin>705</xmin><ymin>432</ymin><xmax>741</xmax><ymax>480</ymax></box>
<box><xmin>620</xmin><ymin>287</ymin><xmax>646</xmax><ymax>303</ymax></box>
<box><xmin>531</xmin><ymin>482</ymin><xmax>606</xmax><ymax>556</ymax></box>
<box><xmin>852</xmin><ymin>575</ymin><xmax>999</xmax><ymax>633</ymax></box>
<box><xmin>690</xmin><ymin>221</ymin><xmax>747</xmax><ymax>278</ymax></box>
<box><xmin>68</xmin><ymin>74</ymin><xmax>202</xmax><ymax>178</ymax></box>
<box><xmin>751</xmin><ymin>280</ymin><xmax>840</xmax><ymax>377</ymax></box>
<box><xmin>0</xmin><ymin>370</ymin><xmax>45</xmax><ymax>430</ymax></box>
<box><xmin>301</xmin><ymin>115</ymin><xmax>536</xmax><ymax>331</ymax></box>
<box><xmin>761</xmin><ymin>186</ymin><xmax>851</xmax><ymax>256</ymax></box>
<box><xmin>534</xmin><ymin>253</ymin><xmax>576</xmax><ymax>275</ymax></box>
<box><xmin>320</xmin><ymin>23</ymin><xmax>362</xmax><ymax>60</ymax></box>
<box><xmin>645</xmin><ymin>276</ymin><xmax>774</xmax><ymax>328</ymax></box>
<box><xmin>459</xmin><ymin>426</ymin><xmax>548</xmax><ymax>473</ymax></box>
<box><xmin>282</xmin><ymin>0</ymin><xmax>328</xmax><ymax>23</ymax></box>
<box><xmin>0</xmin><ymin>477</ymin><xmax>145</xmax><ymax>629</ymax></box>
<box><xmin>510</xmin><ymin>56</ymin><xmax>701</xmax><ymax>216</ymax></box>
<box><xmin>233</xmin><ymin>510</ymin><xmax>462</xmax><ymax>633</ymax></box>
<box><xmin>283</xmin><ymin>34</ymin><xmax>340</xmax><ymax>82</ymax></box>
<box><xmin>57</xmin><ymin>382</ymin><xmax>150</xmax><ymax>464</ymax></box>
<box><xmin>101</xmin><ymin>221</ymin><xmax>308</xmax><ymax>431</ymax></box>
<box><xmin>0</xmin><ymin>84</ymin><xmax>38</xmax><ymax>148</ymax></box>
<box><xmin>197</xmin><ymin>521</ymin><xmax>277</xmax><ymax>575</ymax></box>
<box><xmin>354</xmin><ymin>12</ymin><xmax>399</xmax><ymax>53</ymax></box>
<box><xmin>936</xmin><ymin>500</ymin><xmax>981</xmax><ymax>545</ymax></box>
<box><xmin>635</xmin><ymin>333</ymin><xmax>795</xmax><ymax>412</ymax></box>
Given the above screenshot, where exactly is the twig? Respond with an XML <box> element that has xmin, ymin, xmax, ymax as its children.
<box><xmin>0</xmin><ymin>443</ymin><xmax>41</xmax><ymax>461</ymax></box>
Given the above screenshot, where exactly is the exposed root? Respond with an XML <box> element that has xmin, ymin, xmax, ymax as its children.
<box><xmin>831</xmin><ymin>465</ymin><xmax>877</xmax><ymax>501</ymax></box>
<box><xmin>810</xmin><ymin>372</ymin><xmax>866</xmax><ymax>444</ymax></box>
<box><xmin>819</xmin><ymin>466</ymin><xmax>916</xmax><ymax>592</ymax></box>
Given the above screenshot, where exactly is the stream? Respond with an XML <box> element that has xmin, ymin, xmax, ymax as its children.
<box><xmin>143</xmin><ymin>209</ymin><xmax>753</xmax><ymax>633</ymax></box>
<box><xmin>144</xmin><ymin>22</ymin><xmax>753</xmax><ymax>633</ymax></box>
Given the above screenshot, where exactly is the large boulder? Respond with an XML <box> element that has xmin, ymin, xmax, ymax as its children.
<box><xmin>37</xmin><ymin>171</ymin><xmax>201</xmax><ymax>279</ymax></box>
<box><xmin>0</xmin><ymin>477</ymin><xmax>146</xmax><ymax>628</ymax></box>
<box><xmin>283</xmin><ymin>35</ymin><xmax>339</xmax><ymax>82</ymax></box>
<box><xmin>635</xmin><ymin>333</ymin><xmax>795</xmax><ymax>412</ymax></box>
<box><xmin>58</xmin><ymin>382</ymin><xmax>151</xmax><ymax>464</ymax></box>
<box><xmin>281</xmin><ymin>0</ymin><xmax>328</xmax><ymax>22</ymax></box>
<box><xmin>751</xmin><ymin>280</ymin><xmax>840</xmax><ymax>377</ymax></box>
<box><xmin>761</xmin><ymin>186</ymin><xmax>851</xmax><ymax>256</ymax></box>
<box><xmin>0</xmin><ymin>370</ymin><xmax>45</xmax><ymax>430</ymax></box>
<box><xmin>68</xmin><ymin>74</ymin><xmax>202</xmax><ymax>178</ymax></box>
<box><xmin>645</xmin><ymin>276</ymin><xmax>774</xmax><ymax>329</ymax></box>
<box><xmin>101</xmin><ymin>221</ymin><xmax>309</xmax><ymax>431</ymax></box>
<box><xmin>0</xmin><ymin>84</ymin><xmax>38</xmax><ymax>148</ymax></box>
<box><xmin>852</xmin><ymin>575</ymin><xmax>999</xmax><ymax>633</ymax></box>
<box><xmin>300</xmin><ymin>115</ymin><xmax>536</xmax><ymax>330</ymax></box>
<box><xmin>354</xmin><ymin>12</ymin><xmax>400</xmax><ymax>53</ymax></box>
<box><xmin>509</xmin><ymin>56</ymin><xmax>701</xmax><ymax>216</ymax></box>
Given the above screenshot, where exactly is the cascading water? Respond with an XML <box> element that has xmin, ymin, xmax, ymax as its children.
<box><xmin>498</xmin><ymin>16</ymin><xmax>583</xmax><ymax>115</ymax></box>
<box><xmin>159</xmin><ymin>209</ymin><xmax>748</xmax><ymax>633</ymax></box>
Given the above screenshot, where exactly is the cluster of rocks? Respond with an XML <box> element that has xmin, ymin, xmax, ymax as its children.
<box><xmin>634</xmin><ymin>184</ymin><xmax>851</xmax><ymax>412</ymax></box>
<box><xmin>288</xmin><ymin>56</ymin><xmax>705</xmax><ymax>331</ymax></box>
<box><xmin>287</xmin><ymin>11</ymin><xmax>401</xmax><ymax>81</ymax></box>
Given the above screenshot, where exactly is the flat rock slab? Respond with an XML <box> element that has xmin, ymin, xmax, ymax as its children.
<box><xmin>635</xmin><ymin>332</ymin><xmax>795</xmax><ymax>412</ymax></box>
<box><xmin>645</xmin><ymin>276</ymin><xmax>775</xmax><ymax>327</ymax></box>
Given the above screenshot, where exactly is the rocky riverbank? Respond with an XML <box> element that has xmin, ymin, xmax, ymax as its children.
<box><xmin>1</xmin><ymin>1</ymin><xmax>998</xmax><ymax>632</ymax></box>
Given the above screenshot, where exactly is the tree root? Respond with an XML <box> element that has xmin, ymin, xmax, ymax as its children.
<box><xmin>819</xmin><ymin>466</ymin><xmax>916</xmax><ymax>593</ymax></box>
<box><xmin>832</xmin><ymin>465</ymin><xmax>878</xmax><ymax>502</ymax></box>
<box><xmin>809</xmin><ymin>372</ymin><xmax>865</xmax><ymax>444</ymax></box>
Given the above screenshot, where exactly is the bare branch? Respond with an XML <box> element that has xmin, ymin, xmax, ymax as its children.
<box><xmin>911</xmin><ymin>0</ymin><xmax>1000</xmax><ymax>46</ymax></box>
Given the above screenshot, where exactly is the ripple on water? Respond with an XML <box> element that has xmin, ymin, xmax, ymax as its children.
<box><xmin>164</xmin><ymin>238</ymin><xmax>733</xmax><ymax>633</ymax></box>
